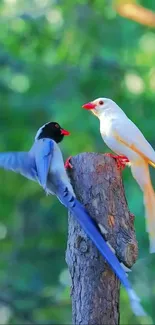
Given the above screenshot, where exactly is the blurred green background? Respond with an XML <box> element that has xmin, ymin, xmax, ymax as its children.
<box><xmin>0</xmin><ymin>0</ymin><xmax>155</xmax><ymax>324</ymax></box>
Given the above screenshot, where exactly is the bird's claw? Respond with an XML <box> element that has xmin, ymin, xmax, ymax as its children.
<box><xmin>65</xmin><ymin>156</ymin><xmax>73</xmax><ymax>169</ymax></box>
<box><xmin>105</xmin><ymin>153</ymin><xmax>129</xmax><ymax>170</ymax></box>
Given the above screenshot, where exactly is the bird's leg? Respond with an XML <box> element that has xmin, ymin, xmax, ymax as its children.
<box><xmin>105</xmin><ymin>153</ymin><xmax>129</xmax><ymax>170</ymax></box>
<box><xmin>64</xmin><ymin>156</ymin><xmax>73</xmax><ymax>169</ymax></box>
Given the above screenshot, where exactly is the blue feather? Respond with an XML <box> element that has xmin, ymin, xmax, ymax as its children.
<box><xmin>0</xmin><ymin>152</ymin><xmax>37</xmax><ymax>181</ymax></box>
<box><xmin>57</xmin><ymin>186</ymin><xmax>146</xmax><ymax>317</ymax></box>
<box><xmin>35</xmin><ymin>139</ymin><xmax>54</xmax><ymax>190</ymax></box>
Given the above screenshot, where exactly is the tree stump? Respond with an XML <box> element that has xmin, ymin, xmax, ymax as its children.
<box><xmin>66</xmin><ymin>153</ymin><xmax>138</xmax><ymax>325</ymax></box>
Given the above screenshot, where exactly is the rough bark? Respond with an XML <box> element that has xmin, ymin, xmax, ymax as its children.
<box><xmin>66</xmin><ymin>153</ymin><xmax>138</xmax><ymax>325</ymax></box>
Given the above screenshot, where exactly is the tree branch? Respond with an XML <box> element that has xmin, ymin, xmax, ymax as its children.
<box><xmin>66</xmin><ymin>153</ymin><xmax>137</xmax><ymax>325</ymax></box>
<box><xmin>115</xmin><ymin>1</ymin><xmax>155</xmax><ymax>28</ymax></box>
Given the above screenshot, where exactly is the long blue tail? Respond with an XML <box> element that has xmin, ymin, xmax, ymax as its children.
<box><xmin>57</xmin><ymin>186</ymin><xmax>146</xmax><ymax>317</ymax></box>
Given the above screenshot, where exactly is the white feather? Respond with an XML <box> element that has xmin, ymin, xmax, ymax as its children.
<box><xmin>128</xmin><ymin>289</ymin><xmax>147</xmax><ymax>316</ymax></box>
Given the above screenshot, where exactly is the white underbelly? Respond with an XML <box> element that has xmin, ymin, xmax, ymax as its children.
<box><xmin>102</xmin><ymin>134</ymin><xmax>140</xmax><ymax>161</ymax></box>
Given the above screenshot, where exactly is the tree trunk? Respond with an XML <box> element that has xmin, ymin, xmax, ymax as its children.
<box><xmin>66</xmin><ymin>153</ymin><xmax>138</xmax><ymax>325</ymax></box>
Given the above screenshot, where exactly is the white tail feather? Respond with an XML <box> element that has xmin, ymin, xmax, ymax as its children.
<box><xmin>131</xmin><ymin>160</ymin><xmax>155</xmax><ymax>253</ymax></box>
<box><xmin>144</xmin><ymin>182</ymin><xmax>155</xmax><ymax>253</ymax></box>
<box><xmin>128</xmin><ymin>289</ymin><xmax>147</xmax><ymax>316</ymax></box>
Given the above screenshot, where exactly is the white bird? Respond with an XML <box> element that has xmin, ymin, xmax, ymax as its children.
<box><xmin>82</xmin><ymin>97</ymin><xmax>155</xmax><ymax>254</ymax></box>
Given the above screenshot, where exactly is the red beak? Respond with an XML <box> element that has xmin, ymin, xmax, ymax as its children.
<box><xmin>61</xmin><ymin>128</ymin><xmax>70</xmax><ymax>136</ymax></box>
<box><xmin>82</xmin><ymin>102</ymin><xmax>96</xmax><ymax>110</ymax></box>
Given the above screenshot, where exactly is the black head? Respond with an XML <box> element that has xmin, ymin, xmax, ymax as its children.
<box><xmin>35</xmin><ymin>122</ymin><xmax>70</xmax><ymax>143</ymax></box>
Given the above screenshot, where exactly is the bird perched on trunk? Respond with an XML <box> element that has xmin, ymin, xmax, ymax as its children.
<box><xmin>0</xmin><ymin>121</ymin><xmax>146</xmax><ymax>316</ymax></box>
<box><xmin>82</xmin><ymin>97</ymin><xmax>155</xmax><ymax>254</ymax></box>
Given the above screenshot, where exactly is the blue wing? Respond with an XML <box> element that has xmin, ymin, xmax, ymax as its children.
<box><xmin>0</xmin><ymin>152</ymin><xmax>37</xmax><ymax>181</ymax></box>
<box><xmin>35</xmin><ymin>139</ymin><xmax>54</xmax><ymax>190</ymax></box>
<box><xmin>0</xmin><ymin>152</ymin><xmax>27</xmax><ymax>171</ymax></box>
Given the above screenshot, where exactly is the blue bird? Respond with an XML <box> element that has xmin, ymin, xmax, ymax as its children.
<box><xmin>0</xmin><ymin>121</ymin><xmax>146</xmax><ymax>316</ymax></box>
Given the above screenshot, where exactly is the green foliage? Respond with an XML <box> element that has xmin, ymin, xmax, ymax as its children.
<box><xmin>0</xmin><ymin>0</ymin><xmax>154</xmax><ymax>323</ymax></box>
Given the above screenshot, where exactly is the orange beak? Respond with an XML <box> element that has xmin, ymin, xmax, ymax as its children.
<box><xmin>61</xmin><ymin>129</ymin><xmax>70</xmax><ymax>136</ymax></box>
<box><xmin>82</xmin><ymin>102</ymin><xmax>96</xmax><ymax>110</ymax></box>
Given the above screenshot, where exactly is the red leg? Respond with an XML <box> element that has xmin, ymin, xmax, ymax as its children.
<box><xmin>105</xmin><ymin>153</ymin><xmax>129</xmax><ymax>170</ymax></box>
<box><xmin>64</xmin><ymin>156</ymin><xmax>73</xmax><ymax>169</ymax></box>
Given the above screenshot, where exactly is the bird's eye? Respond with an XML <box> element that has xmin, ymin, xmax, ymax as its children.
<box><xmin>55</xmin><ymin>123</ymin><xmax>59</xmax><ymax>128</ymax></box>
<box><xmin>99</xmin><ymin>100</ymin><xmax>104</xmax><ymax>105</ymax></box>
